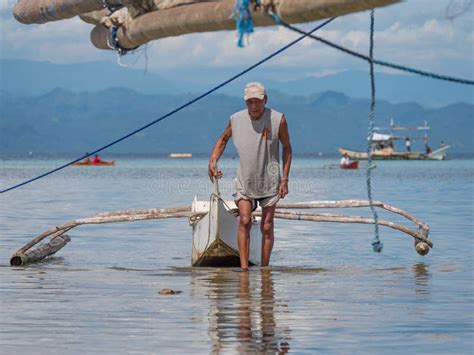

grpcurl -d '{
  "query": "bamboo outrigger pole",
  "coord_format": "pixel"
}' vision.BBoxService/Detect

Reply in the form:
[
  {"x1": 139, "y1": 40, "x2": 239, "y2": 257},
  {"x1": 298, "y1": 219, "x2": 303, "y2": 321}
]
[
  {"x1": 259, "y1": 200, "x2": 432, "y2": 253},
  {"x1": 10, "y1": 200, "x2": 431, "y2": 267},
  {"x1": 10, "y1": 206, "x2": 193, "y2": 266}
]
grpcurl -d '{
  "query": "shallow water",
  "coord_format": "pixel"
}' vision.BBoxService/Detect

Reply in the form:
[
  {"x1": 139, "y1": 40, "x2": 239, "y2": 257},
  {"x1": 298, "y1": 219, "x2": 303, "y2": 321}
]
[{"x1": 0, "y1": 157, "x2": 473, "y2": 354}]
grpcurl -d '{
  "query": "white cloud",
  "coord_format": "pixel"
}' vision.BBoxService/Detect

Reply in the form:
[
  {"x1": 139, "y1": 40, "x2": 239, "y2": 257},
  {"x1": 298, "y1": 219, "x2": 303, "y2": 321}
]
[
  {"x1": 1, "y1": 12, "x2": 107, "y2": 62},
  {"x1": 307, "y1": 69, "x2": 344, "y2": 78},
  {"x1": 0, "y1": 0, "x2": 16, "y2": 12}
]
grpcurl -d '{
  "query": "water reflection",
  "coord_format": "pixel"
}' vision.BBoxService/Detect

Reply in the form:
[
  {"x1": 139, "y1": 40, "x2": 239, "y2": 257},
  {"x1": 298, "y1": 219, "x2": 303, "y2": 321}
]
[
  {"x1": 195, "y1": 269, "x2": 291, "y2": 353},
  {"x1": 412, "y1": 262, "x2": 431, "y2": 296}
]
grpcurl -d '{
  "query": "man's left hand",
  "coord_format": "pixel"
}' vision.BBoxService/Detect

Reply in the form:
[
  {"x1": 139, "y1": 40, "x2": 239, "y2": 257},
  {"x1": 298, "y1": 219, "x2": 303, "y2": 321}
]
[{"x1": 279, "y1": 180, "x2": 289, "y2": 198}]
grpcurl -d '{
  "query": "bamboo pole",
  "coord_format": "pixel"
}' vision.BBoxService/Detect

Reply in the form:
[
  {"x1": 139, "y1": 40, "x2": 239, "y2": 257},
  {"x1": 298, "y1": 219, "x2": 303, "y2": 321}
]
[
  {"x1": 87, "y1": 0, "x2": 399, "y2": 49},
  {"x1": 10, "y1": 234, "x2": 71, "y2": 267},
  {"x1": 93, "y1": 205, "x2": 191, "y2": 217},
  {"x1": 255, "y1": 210, "x2": 433, "y2": 247},
  {"x1": 80, "y1": 9, "x2": 109, "y2": 25},
  {"x1": 13, "y1": 0, "x2": 142, "y2": 24},
  {"x1": 14, "y1": 0, "x2": 399, "y2": 26},
  {"x1": 275, "y1": 200, "x2": 430, "y2": 232}
]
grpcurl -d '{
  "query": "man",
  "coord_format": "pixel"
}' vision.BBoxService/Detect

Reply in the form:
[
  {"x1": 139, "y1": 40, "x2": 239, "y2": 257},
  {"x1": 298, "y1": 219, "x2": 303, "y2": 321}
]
[
  {"x1": 340, "y1": 153, "x2": 350, "y2": 167},
  {"x1": 405, "y1": 137, "x2": 411, "y2": 153},
  {"x1": 92, "y1": 154, "x2": 102, "y2": 164},
  {"x1": 208, "y1": 82, "x2": 292, "y2": 270}
]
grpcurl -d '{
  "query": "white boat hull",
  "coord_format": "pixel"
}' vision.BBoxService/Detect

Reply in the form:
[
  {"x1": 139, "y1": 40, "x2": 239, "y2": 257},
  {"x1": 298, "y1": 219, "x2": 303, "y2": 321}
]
[
  {"x1": 191, "y1": 196, "x2": 261, "y2": 267},
  {"x1": 338, "y1": 145, "x2": 450, "y2": 161}
]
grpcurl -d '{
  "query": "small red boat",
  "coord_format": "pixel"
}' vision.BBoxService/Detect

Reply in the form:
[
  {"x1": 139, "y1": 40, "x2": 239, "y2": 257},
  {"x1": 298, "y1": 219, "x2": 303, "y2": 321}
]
[
  {"x1": 340, "y1": 161, "x2": 359, "y2": 169},
  {"x1": 72, "y1": 160, "x2": 115, "y2": 166}
]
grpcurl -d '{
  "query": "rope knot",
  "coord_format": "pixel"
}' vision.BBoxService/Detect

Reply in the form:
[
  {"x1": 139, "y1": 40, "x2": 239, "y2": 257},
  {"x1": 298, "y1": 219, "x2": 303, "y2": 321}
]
[{"x1": 109, "y1": 26, "x2": 139, "y2": 56}]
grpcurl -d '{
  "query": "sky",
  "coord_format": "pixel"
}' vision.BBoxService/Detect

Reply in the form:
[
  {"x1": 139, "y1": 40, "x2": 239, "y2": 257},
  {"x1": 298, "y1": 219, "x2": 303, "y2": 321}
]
[{"x1": 0, "y1": 0, "x2": 473, "y2": 80}]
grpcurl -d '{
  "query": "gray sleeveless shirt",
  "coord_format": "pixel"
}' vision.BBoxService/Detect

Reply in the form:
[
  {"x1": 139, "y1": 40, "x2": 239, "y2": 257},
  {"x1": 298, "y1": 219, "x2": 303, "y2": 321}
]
[{"x1": 230, "y1": 108, "x2": 283, "y2": 198}]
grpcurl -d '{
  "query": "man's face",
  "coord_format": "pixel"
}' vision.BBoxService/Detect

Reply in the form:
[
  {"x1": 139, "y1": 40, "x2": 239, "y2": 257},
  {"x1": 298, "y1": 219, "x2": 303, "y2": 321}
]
[{"x1": 246, "y1": 97, "x2": 266, "y2": 120}]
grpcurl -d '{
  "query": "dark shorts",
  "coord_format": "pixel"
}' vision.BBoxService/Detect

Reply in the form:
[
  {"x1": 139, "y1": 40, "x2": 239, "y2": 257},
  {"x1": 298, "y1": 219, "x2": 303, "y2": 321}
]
[{"x1": 234, "y1": 192, "x2": 280, "y2": 212}]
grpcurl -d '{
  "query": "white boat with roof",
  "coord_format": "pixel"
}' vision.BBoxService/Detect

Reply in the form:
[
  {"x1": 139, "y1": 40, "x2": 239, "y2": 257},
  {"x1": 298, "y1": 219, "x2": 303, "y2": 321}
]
[{"x1": 339, "y1": 120, "x2": 450, "y2": 161}]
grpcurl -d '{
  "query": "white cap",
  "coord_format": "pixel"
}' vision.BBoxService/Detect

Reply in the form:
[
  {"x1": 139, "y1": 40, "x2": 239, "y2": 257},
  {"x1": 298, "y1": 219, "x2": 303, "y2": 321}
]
[{"x1": 244, "y1": 82, "x2": 266, "y2": 101}]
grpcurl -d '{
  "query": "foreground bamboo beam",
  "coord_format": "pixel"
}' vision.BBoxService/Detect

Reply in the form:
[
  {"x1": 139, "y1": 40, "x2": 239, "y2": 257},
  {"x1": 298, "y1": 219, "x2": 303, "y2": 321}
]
[
  {"x1": 88, "y1": 0, "x2": 399, "y2": 49},
  {"x1": 13, "y1": 0, "x2": 142, "y2": 24},
  {"x1": 79, "y1": 9, "x2": 109, "y2": 25},
  {"x1": 14, "y1": 0, "x2": 399, "y2": 26},
  {"x1": 94, "y1": 205, "x2": 191, "y2": 217}
]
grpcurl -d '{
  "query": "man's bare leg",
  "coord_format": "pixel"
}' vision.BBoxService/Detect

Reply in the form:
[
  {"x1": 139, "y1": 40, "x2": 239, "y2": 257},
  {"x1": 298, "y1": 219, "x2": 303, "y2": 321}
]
[
  {"x1": 237, "y1": 199, "x2": 253, "y2": 270},
  {"x1": 261, "y1": 205, "x2": 276, "y2": 267}
]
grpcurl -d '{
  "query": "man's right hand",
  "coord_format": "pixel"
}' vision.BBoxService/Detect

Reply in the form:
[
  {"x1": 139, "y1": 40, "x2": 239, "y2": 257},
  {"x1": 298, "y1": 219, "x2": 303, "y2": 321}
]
[
  {"x1": 208, "y1": 161, "x2": 223, "y2": 182},
  {"x1": 208, "y1": 122, "x2": 232, "y2": 182}
]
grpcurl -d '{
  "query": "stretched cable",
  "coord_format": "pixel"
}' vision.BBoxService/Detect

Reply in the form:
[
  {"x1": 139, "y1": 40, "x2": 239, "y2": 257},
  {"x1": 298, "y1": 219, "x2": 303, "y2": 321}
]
[{"x1": 269, "y1": 13, "x2": 474, "y2": 86}]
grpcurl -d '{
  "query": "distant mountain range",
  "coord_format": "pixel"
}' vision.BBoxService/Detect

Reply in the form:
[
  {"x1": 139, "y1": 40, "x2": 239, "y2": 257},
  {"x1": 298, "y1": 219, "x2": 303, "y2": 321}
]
[
  {"x1": 1, "y1": 87, "x2": 472, "y2": 154},
  {"x1": 1, "y1": 59, "x2": 473, "y2": 107},
  {"x1": 0, "y1": 59, "x2": 178, "y2": 96}
]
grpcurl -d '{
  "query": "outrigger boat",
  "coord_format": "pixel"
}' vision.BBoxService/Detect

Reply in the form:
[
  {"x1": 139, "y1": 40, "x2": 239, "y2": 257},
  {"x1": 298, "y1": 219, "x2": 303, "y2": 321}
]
[
  {"x1": 191, "y1": 196, "x2": 261, "y2": 267},
  {"x1": 339, "y1": 121, "x2": 450, "y2": 161},
  {"x1": 9, "y1": 170, "x2": 433, "y2": 267},
  {"x1": 190, "y1": 177, "x2": 263, "y2": 266},
  {"x1": 169, "y1": 153, "x2": 192, "y2": 158},
  {"x1": 340, "y1": 161, "x2": 359, "y2": 169},
  {"x1": 72, "y1": 160, "x2": 116, "y2": 166}
]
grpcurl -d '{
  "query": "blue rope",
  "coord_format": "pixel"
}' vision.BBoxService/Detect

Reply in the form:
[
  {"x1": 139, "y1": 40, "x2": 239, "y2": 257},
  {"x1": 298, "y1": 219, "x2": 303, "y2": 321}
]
[
  {"x1": 110, "y1": 26, "x2": 139, "y2": 55},
  {"x1": 102, "y1": 2, "x2": 138, "y2": 55},
  {"x1": 110, "y1": 26, "x2": 123, "y2": 54},
  {"x1": 268, "y1": 13, "x2": 474, "y2": 86},
  {"x1": 233, "y1": 0, "x2": 257, "y2": 47},
  {"x1": 0, "y1": 17, "x2": 336, "y2": 194},
  {"x1": 367, "y1": 10, "x2": 382, "y2": 253},
  {"x1": 270, "y1": 9, "x2": 384, "y2": 252}
]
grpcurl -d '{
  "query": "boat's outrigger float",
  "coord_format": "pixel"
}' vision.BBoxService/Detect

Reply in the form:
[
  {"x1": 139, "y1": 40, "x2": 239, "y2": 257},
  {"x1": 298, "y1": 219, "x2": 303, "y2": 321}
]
[{"x1": 10, "y1": 179, "x2": 433, "y2": 267}]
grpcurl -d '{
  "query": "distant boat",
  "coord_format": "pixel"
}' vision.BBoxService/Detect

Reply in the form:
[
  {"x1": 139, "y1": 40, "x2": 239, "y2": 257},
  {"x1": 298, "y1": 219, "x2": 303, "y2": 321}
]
[
  {"x1": 340, "y1": 161, "x2": 359, "y2": 169},
  {"x1": 339, "y1": 120, "x2": 450, "y2": 161},
  {"x1": 72, "y1": 160, "x2": 115, "y2": 166},
  {"x1": 169, "y1": 153, "x2": 192, "y2": 158}
]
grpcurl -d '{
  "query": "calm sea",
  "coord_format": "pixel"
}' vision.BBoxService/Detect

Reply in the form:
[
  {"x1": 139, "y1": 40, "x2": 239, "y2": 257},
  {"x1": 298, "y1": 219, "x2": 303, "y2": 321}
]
[{"x1": 0, "y1": 157, "x2": 473, "y2": 354}]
